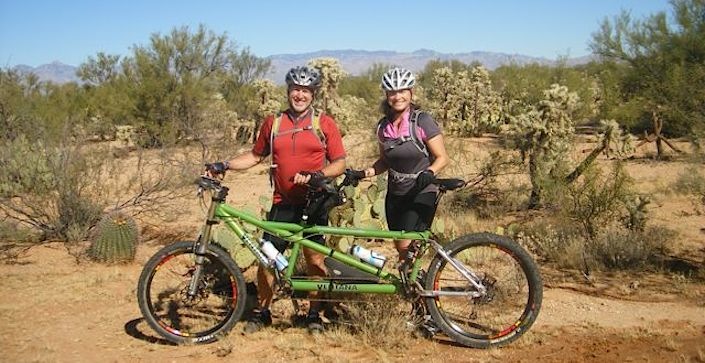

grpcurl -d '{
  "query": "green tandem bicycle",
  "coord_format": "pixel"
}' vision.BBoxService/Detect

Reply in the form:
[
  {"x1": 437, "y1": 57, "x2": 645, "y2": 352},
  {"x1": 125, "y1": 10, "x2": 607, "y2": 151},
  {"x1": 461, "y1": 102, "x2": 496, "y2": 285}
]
[{"x1": 136, "y1": 170, "x2": 543, "y2": 348}]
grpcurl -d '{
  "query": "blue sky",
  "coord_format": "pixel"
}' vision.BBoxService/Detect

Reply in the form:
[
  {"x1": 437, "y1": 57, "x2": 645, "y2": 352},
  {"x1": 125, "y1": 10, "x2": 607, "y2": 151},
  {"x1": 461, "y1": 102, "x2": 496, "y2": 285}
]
[{"x1": 1, "y1": 0, "x2": 673, "y2": 67}]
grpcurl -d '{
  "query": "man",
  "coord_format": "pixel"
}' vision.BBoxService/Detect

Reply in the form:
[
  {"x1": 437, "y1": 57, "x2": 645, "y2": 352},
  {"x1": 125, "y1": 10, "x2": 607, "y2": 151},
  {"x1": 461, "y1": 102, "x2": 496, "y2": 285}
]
[{"x1": 208, "y1": 66, "x2": 346, "y2": 334}]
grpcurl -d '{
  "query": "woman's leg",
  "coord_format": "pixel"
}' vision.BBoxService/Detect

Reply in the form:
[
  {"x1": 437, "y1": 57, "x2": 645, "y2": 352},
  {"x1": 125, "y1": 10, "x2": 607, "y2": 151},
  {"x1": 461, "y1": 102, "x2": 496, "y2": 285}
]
[{"x1": 387, "y1": 192, "x2": 438, "y2": 261}]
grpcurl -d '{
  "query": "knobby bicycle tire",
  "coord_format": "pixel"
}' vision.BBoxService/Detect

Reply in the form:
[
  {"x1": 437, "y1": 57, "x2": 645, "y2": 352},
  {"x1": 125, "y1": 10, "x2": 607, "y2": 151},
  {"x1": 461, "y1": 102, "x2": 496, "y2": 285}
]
[
  {"x1": 137, "y1": 241, "x2": 247, "y2": 344},
  {"x1": 424, "y1": 233, "x2": 542, "y2": 348}
]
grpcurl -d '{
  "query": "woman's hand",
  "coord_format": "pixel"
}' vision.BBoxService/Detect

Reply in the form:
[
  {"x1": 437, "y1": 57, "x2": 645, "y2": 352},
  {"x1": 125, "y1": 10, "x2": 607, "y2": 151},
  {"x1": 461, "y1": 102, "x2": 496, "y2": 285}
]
[{"x1": 414, "y1": 169, "x2": 435, "y2": 191}]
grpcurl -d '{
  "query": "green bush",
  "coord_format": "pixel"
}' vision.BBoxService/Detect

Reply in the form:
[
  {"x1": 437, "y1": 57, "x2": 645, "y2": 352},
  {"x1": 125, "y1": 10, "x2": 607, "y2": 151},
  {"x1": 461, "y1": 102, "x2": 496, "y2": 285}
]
[
  {"x1": 0, "y1": 136, "x2": 104, "y2": 241},
  {"x1": 542, "y1": 161, "x2": 637, "y2": 239},
  {"x1": 515, "y1": 220, "x2": 586, "y2": 270},
  {"x1": 516, "y1": 220, "x2": 673, "y2": 272}
]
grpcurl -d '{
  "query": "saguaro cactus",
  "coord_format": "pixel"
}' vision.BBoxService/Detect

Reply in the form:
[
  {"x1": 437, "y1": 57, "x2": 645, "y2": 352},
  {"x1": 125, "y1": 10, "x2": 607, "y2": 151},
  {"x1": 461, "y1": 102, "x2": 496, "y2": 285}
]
[{"x1": 89, "y1": 210, "x2": 139, "y2": 263}]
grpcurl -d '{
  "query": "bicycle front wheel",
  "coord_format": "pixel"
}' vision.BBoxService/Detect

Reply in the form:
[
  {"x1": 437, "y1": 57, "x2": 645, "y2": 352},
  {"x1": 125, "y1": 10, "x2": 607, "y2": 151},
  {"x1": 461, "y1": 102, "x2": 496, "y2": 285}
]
[
  {"x1": 424, "y1": 233, "x2": 542, "y2": 348},
  {"x1": 137, "y1": 241, "x2": 246, "y2": 344}
]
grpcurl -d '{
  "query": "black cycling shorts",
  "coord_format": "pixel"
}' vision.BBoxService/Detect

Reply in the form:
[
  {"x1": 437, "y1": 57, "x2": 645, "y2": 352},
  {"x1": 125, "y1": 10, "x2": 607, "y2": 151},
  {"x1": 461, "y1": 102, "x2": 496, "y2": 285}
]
[
  {"x1": 385, "y1": 192, "x2": 438, "y2": 232},
  {"x1": 264, "y1": 203, "x2": 327, "y2": 253}
]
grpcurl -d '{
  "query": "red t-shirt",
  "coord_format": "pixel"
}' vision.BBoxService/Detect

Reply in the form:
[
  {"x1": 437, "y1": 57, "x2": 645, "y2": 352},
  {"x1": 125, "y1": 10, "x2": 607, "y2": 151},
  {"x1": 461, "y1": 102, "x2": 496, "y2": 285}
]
[{"x1": 252, "y1": 110, "x2": 346, "y2": 205}]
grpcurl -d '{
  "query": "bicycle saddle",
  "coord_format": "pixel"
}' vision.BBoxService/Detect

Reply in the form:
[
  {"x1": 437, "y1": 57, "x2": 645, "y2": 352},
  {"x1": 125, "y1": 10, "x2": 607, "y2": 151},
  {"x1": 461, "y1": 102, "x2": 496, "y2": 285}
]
[{"x1": 436, "y1": 178, "x2": 466, "y2": 192}]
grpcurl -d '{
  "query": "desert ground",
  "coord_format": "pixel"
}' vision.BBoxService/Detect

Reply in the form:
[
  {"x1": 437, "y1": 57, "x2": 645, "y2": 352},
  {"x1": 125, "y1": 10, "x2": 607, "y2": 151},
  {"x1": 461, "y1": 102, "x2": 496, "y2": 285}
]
[{"x1": 1, "y1": 136, "x2": 704, "y2": 363}]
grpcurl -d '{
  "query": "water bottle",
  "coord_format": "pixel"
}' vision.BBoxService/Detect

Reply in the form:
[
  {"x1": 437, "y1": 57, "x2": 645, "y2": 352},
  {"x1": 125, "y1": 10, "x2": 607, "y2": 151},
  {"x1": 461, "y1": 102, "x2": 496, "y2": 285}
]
[
  {"x1": 350, "y1": 244, "x2": 387, "y2": 269},
  {"x1": 260, "y1": 239, "x2": 288, "y2": 272}
]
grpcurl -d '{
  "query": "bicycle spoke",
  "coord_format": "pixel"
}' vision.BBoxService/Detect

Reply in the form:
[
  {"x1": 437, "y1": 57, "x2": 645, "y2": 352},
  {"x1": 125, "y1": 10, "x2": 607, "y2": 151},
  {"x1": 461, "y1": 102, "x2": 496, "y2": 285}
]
[{"x1": 138, "y1": 243, "x2": 245, "y2": 343}]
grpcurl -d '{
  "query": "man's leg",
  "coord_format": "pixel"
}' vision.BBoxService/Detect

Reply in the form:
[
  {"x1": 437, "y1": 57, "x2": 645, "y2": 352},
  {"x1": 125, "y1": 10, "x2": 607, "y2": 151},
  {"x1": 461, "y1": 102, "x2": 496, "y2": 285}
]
[
  {"x1": 302, "y1": 246, "x2": 326, "y2": 333},
  {"x1": 301, "y1": 206, "x2": 330, "y2": 333},
  {"x1": 244, "y1": 205, "x2": 292, "y2": 333},
  {"x1": 256, "y1": 266, "x2": 274, "y2": 309},
  {"x1": 243, "y1": 264, "x2": 274, "y2": 333}
]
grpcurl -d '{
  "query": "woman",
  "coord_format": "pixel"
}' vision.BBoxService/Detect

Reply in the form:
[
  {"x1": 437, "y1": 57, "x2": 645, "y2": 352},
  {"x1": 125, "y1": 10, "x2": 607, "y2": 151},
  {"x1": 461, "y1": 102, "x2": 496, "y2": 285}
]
[{"x1": 360, "y1": 67, "x2": 449, "y2": 264}]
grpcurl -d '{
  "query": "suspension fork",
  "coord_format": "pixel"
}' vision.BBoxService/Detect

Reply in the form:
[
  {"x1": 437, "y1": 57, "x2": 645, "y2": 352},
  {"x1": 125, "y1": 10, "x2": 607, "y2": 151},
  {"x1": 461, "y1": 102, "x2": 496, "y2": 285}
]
[{"x1": 187, "y1": 193, "x2": 222, "y2": 297}]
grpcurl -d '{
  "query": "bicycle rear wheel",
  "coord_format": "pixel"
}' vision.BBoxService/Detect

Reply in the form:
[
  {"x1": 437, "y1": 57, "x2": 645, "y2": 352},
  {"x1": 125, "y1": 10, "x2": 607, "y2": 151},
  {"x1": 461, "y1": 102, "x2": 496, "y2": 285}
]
[
  {"x1": 424, "y1": 233, "x2": 542, "y2": 348},
  {"x1": 137, "y1": 241, "x2": 246, "y2": 344}
]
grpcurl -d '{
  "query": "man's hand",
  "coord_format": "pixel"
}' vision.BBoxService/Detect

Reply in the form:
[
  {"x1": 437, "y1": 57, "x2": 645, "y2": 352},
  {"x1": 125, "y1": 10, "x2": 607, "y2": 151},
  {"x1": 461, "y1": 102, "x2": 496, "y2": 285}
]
[
  {"x1": 205, "y1": 161, "x2": 228, "y2": 178},
  {"x1": 294, "y1": 170, "x2": 325, "y2": 186}
]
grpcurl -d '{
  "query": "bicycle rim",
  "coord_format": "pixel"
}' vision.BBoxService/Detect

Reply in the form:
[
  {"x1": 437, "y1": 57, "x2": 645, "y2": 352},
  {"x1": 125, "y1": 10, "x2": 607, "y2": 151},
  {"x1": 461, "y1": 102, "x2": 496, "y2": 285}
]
[
  {"x1": 139, "y1": 243, "x2": 243, "y2": 343},
  {"x1": 425, "y1": 234, "x2": 541, "y2": 348}
]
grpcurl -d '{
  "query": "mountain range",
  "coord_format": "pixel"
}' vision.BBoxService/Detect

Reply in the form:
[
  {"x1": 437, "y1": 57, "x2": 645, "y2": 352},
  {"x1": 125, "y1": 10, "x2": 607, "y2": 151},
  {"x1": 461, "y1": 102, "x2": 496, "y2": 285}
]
[{"x1": 12, "y1": 49, "x2": 593, "y2": 84}]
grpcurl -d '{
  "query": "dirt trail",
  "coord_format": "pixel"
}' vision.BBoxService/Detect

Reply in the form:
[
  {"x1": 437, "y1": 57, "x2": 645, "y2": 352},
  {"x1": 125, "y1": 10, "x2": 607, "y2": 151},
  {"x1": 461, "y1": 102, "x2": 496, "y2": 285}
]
[{"x1": 1, "y1": 243, "x2": 703, "y2": 363}]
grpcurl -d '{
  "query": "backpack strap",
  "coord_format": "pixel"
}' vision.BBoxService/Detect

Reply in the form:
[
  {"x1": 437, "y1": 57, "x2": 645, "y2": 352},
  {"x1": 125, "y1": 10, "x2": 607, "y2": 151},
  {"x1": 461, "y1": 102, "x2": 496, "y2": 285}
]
[
  {"x1": 268, "y1": 113, "x2": 283, "y2": 189},
  {"x1": 268, "y1": 109, "x2": 327, "y2": 187},
  {"x1": 376, "y1": 110, "x2": 429, "y2": 157},
  {"x1": 310, "y1": 112, "x2": 326, "y2": 149},
  {"x1": 270, "y1": 113, "x2": 283, "y2": 159},
  {"x1": 270, "y1": 109, "x2": 326, "y2": 154},
  {"x1": 408, "y1": 109, "x2": 429, "y2": 158}
]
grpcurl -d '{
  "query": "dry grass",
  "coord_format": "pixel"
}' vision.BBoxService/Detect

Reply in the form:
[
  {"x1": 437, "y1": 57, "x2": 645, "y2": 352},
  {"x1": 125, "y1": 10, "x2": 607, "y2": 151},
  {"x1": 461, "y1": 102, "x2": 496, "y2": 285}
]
[
  {"x1": 663, "y1": 335, "x2": 681, "y2": 352},
  {"x1": 326, "y1": 295, "x2": 416, "y2": 350},
  {"x1": 696, "y1": 348, "x2": 705, "y2": 363}
]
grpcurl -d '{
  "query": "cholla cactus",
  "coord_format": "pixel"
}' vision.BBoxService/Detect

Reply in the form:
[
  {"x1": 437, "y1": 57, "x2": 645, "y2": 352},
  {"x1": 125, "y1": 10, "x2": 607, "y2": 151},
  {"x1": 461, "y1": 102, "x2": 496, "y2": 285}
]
[
  {"x1": 428, "y1": 66, "x2": 502, "y2": 136},
  {"x1": 456, "y1": 66, "x2": 502, "y2": 136},
  {"x1": 306, "y1": 58, "x2": 373, "y2": 134},
  {"x1": 566, "y1": 119, "x2": 635, "y2": 183},
  {"x1": 599, "y1": 119, "x2": 635, "y2": 157},
  {"x1": 428, "y1": 67, "x2": 460, "y2": 127},
  {"x1": 88, "y1": 210, "x2": 139, "y2": 263},
  {"x1": 251, "y1": 79, "x2": 282, "y2": 118},
  {"x1": 506, "y1": 84, "x2": 580, "y2": 207},
  {"x1": 328, "y1": 94, "x2": 372, "y2": 135},
  {"x1": 308, "y1": 57, "x2": 347, "y2": 114},
  {"x1": 247, "y1": 78, "x2": 283, "y2": 143}
]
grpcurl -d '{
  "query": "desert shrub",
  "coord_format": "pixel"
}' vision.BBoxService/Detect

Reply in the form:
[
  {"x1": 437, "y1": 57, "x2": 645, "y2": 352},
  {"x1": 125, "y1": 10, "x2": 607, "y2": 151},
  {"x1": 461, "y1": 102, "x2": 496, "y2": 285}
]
[
  {"x1": 446, "y1": 150, "x2": 527, "y2": 218},
  {"x1": 0, "y1": 220, "x2": 40, "y2": 263},
  {"x1": 566, "y1": 162, "x2": 633, "y2": 238},
  {"x1": 541, "y1": 161, "x2": 639, "y2": 239},
  {"x1": 516, "y1": 220, "x2": 673, "y2": 272},
  {"x1": 0, "y1": 219, "x2": 39, "y2": 243},
  {"x1": 672, "y1": 165, "x2": 705, "y2": 215},
  {"x1": 515, "y1": 220, "x2": 586, "y2": 270},
  {"x1": 0, "y1": 134, "x2": 194, "y2": 246},
  {"x1": 588, "y1": 226, "x2": 672, "y2": 270},
  {"x1": 0, "y1": 136, "x2": 104, "y2": 241}
]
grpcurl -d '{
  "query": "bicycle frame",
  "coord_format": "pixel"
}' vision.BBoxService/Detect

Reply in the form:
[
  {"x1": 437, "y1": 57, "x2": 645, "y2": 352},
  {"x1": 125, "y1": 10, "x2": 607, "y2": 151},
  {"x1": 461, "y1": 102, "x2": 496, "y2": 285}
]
[
  {"x1": 213, "y1": 201, "x2": 432, "y2": 295},
  {"x1": 140, "y1": 175, "x2": 541, "y2": 348}
]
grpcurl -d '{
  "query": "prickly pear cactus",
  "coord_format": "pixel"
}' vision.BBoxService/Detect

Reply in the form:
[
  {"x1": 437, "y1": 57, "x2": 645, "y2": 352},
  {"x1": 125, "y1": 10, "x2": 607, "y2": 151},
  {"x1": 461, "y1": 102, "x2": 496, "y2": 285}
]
[
  {"x1": 88, "y1": 210, "x2": 139, "y2": 263},
  {"x1": 213, "y1": 227, "x2": 257, "y2": 269},
  {"x1": 329, "y1": 174, "x2": 388, "y2": 252}
]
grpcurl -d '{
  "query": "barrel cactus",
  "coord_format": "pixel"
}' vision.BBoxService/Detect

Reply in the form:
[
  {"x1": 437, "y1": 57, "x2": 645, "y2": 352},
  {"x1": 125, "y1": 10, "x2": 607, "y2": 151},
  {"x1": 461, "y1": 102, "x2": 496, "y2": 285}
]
[{"x1": 88, "y1": 210, "x2": 139, "y2": 263}]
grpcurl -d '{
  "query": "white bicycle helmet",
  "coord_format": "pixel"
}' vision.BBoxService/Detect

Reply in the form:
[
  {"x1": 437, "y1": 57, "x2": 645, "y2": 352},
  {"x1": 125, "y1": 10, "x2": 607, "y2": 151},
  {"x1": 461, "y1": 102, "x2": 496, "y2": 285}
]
[
  {"x1": 285, "y1": 66, "x2": 321, "y2": 89},
  {"x1": 381, "y1": 67, "x2": 416, "y2": 91}
]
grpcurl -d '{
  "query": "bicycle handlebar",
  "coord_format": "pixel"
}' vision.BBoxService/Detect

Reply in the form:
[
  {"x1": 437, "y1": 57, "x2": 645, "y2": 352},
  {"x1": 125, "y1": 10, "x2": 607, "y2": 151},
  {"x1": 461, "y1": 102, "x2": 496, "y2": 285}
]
[{"x1": 197, "y1": 175, "x2": 222, "y2": 191}]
